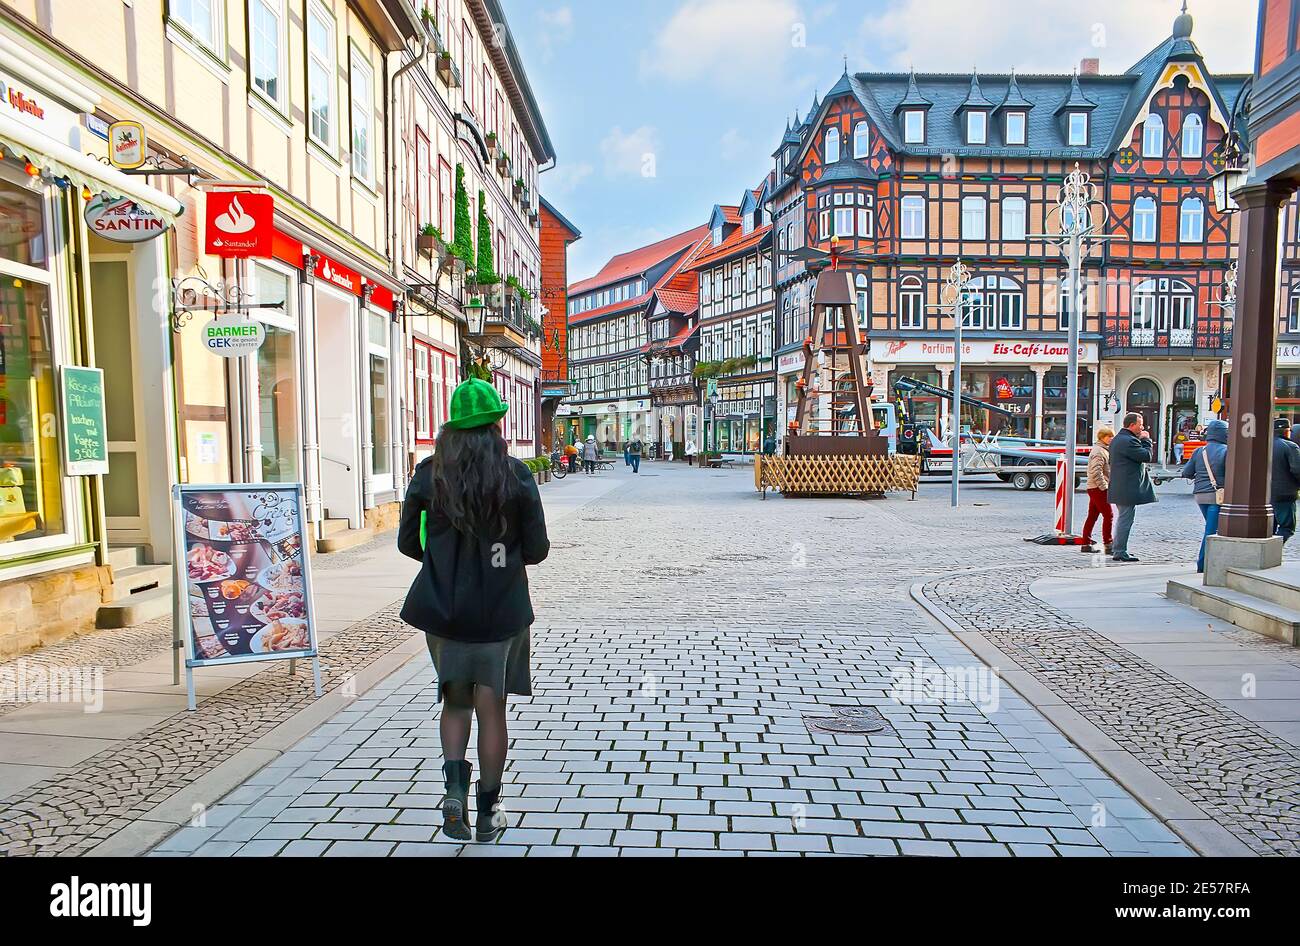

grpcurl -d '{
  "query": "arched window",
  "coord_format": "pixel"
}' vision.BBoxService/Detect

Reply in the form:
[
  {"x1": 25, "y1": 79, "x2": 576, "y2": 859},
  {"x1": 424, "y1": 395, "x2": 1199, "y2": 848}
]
[
  {"x1": 1182, "y1": 114, "x2": 1203, "y2": 158},
  {"x1": 1133, "y1": 196, "x2": 1157, "y2": 242},
  {"x1": 966, "y1": 275, "x2": 1024, "y2": 330},
  {"x1": 854, "y1": 273, "x2": 869, "y2": 326},
  {"x1": 853, "y1": 121, "x2": 870, "y2": 159},
  {"x1": 899, "y1": 275, "x2": 924, "y2": 329},
  {"x1": 1142, "y1": 114, "x2": 1164, "y2": 158},
  {"x1": 825, "y1": 127, "x2": 840, "y2": 164},
  {"x1": 1179, "y1": 196, "x2": 1205, "y2": 242},
  {"x1": 1132, "y1": 277, "x2": 1196, "y2": 345},
  {"x1": 1173, "y1": 377, "x2": 1197, "y2": 404}
]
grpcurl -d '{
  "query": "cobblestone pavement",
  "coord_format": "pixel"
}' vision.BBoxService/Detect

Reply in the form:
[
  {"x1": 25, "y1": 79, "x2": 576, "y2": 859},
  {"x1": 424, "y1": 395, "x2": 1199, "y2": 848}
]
[
  {"x1": 150, "y1": 465, "x2": 1258, "y2": 858},
  {"x1": 922, "y1": 566, "x2": 1300, "y2": 856}
]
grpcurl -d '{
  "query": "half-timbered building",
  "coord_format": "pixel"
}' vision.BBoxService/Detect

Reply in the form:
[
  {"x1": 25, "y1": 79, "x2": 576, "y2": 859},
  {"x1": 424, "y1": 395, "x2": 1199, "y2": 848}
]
[
  {"x1": 771, "y1": 10, "x2": 1261, "y2": 463},
  {"x1": 563, "y1": 225, "x2": 707, "y2": 449}
]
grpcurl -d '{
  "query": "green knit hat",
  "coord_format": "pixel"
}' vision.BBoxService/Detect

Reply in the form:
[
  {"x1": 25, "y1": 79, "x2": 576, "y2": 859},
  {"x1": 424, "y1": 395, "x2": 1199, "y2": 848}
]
[{"x1": 443, "y1": 378, "x2": 509, "y2": 431}]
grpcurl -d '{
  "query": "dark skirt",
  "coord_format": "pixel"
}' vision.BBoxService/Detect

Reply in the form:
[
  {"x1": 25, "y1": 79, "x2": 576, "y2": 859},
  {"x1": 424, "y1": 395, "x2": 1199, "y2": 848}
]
[{"x1": 424, "y1": 629, "x2": 532, "y2": 698}]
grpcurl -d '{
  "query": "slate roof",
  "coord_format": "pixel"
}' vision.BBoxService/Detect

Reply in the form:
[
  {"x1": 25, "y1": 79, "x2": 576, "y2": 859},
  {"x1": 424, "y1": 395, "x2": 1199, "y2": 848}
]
[{"x1": 793, "y1": 15, "x2": 1248, "y2": 163}]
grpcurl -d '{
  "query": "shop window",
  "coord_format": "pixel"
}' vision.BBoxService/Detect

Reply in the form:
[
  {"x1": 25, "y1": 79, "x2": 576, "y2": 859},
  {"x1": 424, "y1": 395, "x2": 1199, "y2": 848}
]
[
  {"x1": 1043, "y1": 368, "x2": 1095, "y2": 443},
  {"x1": 253, "y1": 265, "x2": 299, "y2": 483}
]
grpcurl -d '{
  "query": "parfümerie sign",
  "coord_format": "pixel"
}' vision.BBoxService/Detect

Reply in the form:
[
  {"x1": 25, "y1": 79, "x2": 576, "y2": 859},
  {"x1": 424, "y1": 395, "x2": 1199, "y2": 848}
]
[{"x1": 204, "y1": 316, "x2": 265, "y2": 357}]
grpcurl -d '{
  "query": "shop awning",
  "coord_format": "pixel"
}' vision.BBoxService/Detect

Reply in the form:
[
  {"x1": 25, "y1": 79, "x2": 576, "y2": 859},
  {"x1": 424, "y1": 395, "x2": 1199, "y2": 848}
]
[{"x1": 0, "y1": 112, "x2": 184, "y2": 220}]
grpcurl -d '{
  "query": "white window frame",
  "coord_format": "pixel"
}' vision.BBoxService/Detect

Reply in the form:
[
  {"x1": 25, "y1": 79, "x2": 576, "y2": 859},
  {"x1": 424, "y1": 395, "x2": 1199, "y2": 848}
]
[
  {"x1": 853, "y1": 121, "x2": 870, "y2": 159},
  {"x1": 1133, "y1": 196, "x2": 1157, "y2": 242},
  {"x1": 967, "y1": 111, "x2": 987, "y2": 145},
  {"x1": 825, "y1": 127, "x2": 840, "y2": 164},
  {"x1": 904, "y1": 110, "x2": 925, "y2": 144},
  {"x1": 349, "y1": 45, "x2": 375, "y2": 184},
  {"x1": 899, "y1": 276, "x2": 923, "y2": 329},
  {"x1": 1179, "y1": 197, "x2": 1205, "y2": 243},
  {"x1": 248, "y1": 0, "x2": 287, "y2": 111},
  {"x1": 1005, "y1": 111, "x2": 1026, "y2": 146},
  {"x1": 833, "y1": 207, "x2": 855, "y2": 238},
  {"x1": 169, "y1": 0, "x2": 226, "y2": 55},
  {"x1": 1068, "y1": 112, "x2": 1088, "y2": 146},
  {"x1": 1001, "y1": 196, "x2": 1026, "y2": 240},
  {"x1": 961, "y1": 196, "x2": 987, "y2": 240},
  {"x1": 901, "y1": 195, "x2": 925, "y2": 239},
  {"x1": 1289, "y1": 290, "x2": 1300, "y2": 333},
  {"x1": 306, "y1": 1, "x2": 337, "y2": 152},
  {"x1": 1182, "y1": 114, "x2": 1204, "y2": 158},
  {"x1": 1142, "y1": 114, "x2": 1163, "y2": 158}
]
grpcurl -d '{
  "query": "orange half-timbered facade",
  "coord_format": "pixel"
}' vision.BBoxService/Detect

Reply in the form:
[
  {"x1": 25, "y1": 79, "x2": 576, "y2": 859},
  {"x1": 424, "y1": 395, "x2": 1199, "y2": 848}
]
[{"x1": 769, "y1": 10, "x2": 1274, "y2": 464}]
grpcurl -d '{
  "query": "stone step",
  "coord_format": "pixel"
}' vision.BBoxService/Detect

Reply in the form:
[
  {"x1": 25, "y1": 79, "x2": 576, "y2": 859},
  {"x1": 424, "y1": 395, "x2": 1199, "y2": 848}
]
[
  {"x1": 106, "y1": 563, "x2": 173, "y2": 602},
  {"x1": 1167, "y1": 577, "x2": 1300, "y2": 646},
  {"x1": 106, "y1": 546, "x2": 142, "y2": 572},
  {"x1": 1225, "y1": 562, "x2": 1300, "y2": 612},
  {"x1": 316, "y1": 525, "x2": 375, "y2": 555},
  {"x1": 96, "y1": 586, "x2": 173, "y2": 630},
  {"x1": 320, "y1": 518, "x2": 351, "y2": 538}
]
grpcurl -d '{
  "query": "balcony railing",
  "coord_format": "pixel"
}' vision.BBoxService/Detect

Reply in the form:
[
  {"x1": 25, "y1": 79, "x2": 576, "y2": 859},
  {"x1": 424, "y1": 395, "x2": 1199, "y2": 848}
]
[{"x1": 1101, "y1": 325, "x2": 1233, "y2": 356}]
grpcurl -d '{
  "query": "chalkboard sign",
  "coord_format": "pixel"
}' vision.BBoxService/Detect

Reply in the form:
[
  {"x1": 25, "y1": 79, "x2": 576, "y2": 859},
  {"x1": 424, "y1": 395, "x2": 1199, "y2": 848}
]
[{"x1": 60, "y1": 366, "x2": 109, "y2": 476}]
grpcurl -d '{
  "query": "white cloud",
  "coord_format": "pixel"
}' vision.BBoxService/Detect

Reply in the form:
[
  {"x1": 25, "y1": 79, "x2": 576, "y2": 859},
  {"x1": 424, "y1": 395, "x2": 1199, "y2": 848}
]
[
  {"x1": 599, "y1": 125, "x2": 661, "y2": 179},
  {"x1": 642, "y1": 0, "x2": 806, "y2": 92},
  {"x1": 718, "y1": 128, "x2": 751, "y2": 162},
  {"x1": 542, "y1": 161, "x2": 593, "y2": 200},
  {"x1": 535, "y1": 6, "x2": 574, "y2": 63},
  {"x1": 860, "y1": 0, "x2": 1254, "y2": 74}
]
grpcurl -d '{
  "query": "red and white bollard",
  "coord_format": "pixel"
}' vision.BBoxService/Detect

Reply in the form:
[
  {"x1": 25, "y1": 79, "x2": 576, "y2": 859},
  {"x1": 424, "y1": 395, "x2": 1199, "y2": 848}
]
[{"x1": 1054, "y1": 456, "x2": 1068, "y2": 535}]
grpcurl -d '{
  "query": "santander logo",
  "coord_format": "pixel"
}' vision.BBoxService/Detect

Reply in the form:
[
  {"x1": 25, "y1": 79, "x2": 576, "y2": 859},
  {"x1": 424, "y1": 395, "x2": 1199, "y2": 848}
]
[{"x1": 214, "y1": 195, "x2": 256, "y2": 235}]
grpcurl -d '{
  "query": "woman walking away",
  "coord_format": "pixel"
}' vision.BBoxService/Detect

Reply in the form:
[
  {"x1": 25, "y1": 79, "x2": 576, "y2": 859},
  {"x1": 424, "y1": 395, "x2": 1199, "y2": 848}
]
[
  {"x1": 398, "y1": 378, "x2": 550, "y2": 842},
  {"x1": 582, "y1": 434, "x2": 599, "y2": 474},
  {"x1": 1081, "y1": 426, "x2": 1114, "y2": 555},
  {"x1": 1181, "y1": 418, "x2": 1228, "y2": 574}
]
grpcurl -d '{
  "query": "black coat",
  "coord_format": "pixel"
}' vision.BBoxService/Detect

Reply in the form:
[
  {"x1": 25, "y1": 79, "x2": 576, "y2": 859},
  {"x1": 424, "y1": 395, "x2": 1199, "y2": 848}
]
[
  {"x1": 1107, "y1": 428, "x2": 1157, "y2": 507},
  {"x1": 398, "y1": 457, "x2": 549, "y2": 643},
  {"x1": 1272, "y1": 435, "x2": 1300, "y2": 502}
]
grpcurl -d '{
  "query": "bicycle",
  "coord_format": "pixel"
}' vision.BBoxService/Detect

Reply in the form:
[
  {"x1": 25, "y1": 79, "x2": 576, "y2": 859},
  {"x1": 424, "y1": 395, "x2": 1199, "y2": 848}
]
[{"x1": 549, "y1": 450, "x2": 570, "y2": 479}]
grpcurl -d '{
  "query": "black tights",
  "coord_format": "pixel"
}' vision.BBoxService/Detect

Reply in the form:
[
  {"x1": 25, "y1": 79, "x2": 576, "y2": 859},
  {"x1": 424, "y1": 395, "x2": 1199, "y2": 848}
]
[{"x1": 440, "y1": 683, "x2": 508, "y2": 791}]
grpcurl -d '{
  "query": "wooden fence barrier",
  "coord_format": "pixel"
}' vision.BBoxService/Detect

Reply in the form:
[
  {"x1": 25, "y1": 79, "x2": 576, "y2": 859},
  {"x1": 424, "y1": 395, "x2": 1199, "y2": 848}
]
[{"x1": 755, "y1": 453, "x2": 921, "y2": 499}]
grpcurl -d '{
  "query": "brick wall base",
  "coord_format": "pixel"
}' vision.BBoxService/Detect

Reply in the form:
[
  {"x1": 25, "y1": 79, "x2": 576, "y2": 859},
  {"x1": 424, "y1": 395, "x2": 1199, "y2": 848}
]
[
  {"x1": 0, "y1": 563, "x2": 113, "y2": 660},
  {"x1": 364, "y1": 501, "x2": 401, "y2": 534}
]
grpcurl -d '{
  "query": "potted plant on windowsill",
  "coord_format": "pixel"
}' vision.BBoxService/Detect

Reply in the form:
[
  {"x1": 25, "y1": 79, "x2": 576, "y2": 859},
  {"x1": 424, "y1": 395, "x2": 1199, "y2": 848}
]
[
  {"x1": 436, "y1": 51, "x2": 459, "y2": 87},
  {"x1": 418, "y1": 224, "x2": 445, "y2": 259},
  {"x1": 496, "y1": 149, "x2": 510, "y2": 175},
  {"x1": 485, "y1": 131, "x2": 498, "y2": 158},
  {"x1": 513, "y1": 177, "x2": 525, "y2": 199}
]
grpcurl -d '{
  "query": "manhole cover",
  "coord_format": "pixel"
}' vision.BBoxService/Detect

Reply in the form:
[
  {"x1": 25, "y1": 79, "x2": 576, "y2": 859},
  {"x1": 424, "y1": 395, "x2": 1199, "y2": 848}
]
[
  {"x1": 803, "y1": 705, "x2": 893, "y2": 735},
  {"x1": 710, "y1": 553, "x2": 768, "y2": 563},
  {"x1": 644, "y1": 566, "x2": 704, "y2": 579}
]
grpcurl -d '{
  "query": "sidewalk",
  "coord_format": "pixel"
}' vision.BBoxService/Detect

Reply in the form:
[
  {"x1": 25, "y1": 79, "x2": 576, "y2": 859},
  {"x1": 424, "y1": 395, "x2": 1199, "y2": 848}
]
[
  {"x1": 0, "y1": 468, "x2": 629, "y2": 856},
  {"x1": 918, "y1": 562, "x2": 1300, "y2": 856}
]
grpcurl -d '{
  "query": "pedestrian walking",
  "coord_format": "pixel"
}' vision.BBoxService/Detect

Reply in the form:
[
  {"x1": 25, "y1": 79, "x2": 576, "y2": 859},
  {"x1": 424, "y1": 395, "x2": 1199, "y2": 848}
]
[
  {"x1": 629, "y1": 436, "x2": 643, "y2": 474},
  {"x1": 1180, "y1": 418, "x2": 1228, "y2": 573},
  {"x1": 685, "y1": 438, "x2": 698, "y2": 467},
  {"x1": 1081, "y1": 426, "x2": 1114, "y2": 555},
  {"x1": 623, "y1": 441, "x2": 631, "y2": 468},
  {"x1": 1108, "y1": 412, "x2": 1157, "y2": 563},
  {"x1": 1272, "y1": 418, "x2": 1300, "y2": 543},
  {"x1": 397, "y1": 378, "x2": 549, "y2": 843},
  {"x1": 582, "y1": 434, "x2": 599, "y2": 474}
]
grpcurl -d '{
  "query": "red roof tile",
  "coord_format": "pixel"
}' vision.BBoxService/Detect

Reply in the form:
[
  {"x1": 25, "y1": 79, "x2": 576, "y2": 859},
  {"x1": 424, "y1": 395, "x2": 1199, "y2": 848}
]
[
  {"x1": 684, "y1": 223, "x2": 772, "y2": 271},
  {"x1": 568, "y1": 224, "x2": 709, "y2": 296},
  {"x1": 641, "y1": 323, "x2": 698, "y2": 354},
  {"x1": 654, "y1": 287, "x2": 699, "y2": 315}
]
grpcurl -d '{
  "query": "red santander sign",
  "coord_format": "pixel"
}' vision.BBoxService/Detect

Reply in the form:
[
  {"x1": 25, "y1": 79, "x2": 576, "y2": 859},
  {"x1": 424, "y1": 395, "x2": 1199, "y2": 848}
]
[{"x1": 205, "y1": 191, "x2": 273, "y2": 258}]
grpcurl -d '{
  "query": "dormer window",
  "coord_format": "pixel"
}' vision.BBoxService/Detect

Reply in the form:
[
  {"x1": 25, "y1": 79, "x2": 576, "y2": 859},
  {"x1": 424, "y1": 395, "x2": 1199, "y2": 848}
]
[
  {"x1": 853, "y1": 121, "x2": 870, "y2": 158},
  {"x1": 904, "y1": 110, "x2": 925, "y2": 144},
  {"x1": 742, "y1": 212, "x2": 754, "y2": 235},
  {"x1": 825, "y1": 127, "x2": 841, "y2": 163},
  {"x1": 1068, "y1": 112, "x2": 1088, "y2": 146},
  {"x1": 966, "y1": 111, "x2": 987, "y2": 145},
  {"x1": 1005, "y1": 111, "x2": 1026, "y2": 146},
  {"x1": 712, "y1": 225, "x2": 723, "y2": 246}
]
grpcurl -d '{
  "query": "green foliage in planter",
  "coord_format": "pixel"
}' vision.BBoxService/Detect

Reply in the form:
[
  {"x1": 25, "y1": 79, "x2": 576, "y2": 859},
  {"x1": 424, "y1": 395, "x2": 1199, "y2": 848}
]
[
  {"x1": 475, "y1": 191, "x2": 497, "y2": 283},
  {"x1": 451, "y1": 164, "x2": 473, "y2": 267},
  {"x1": 466, "y1": 359, "x2": 492, "y2": 383},
  {"x1": 693, "y1": 360, "x2": 723, "y2": 380}
]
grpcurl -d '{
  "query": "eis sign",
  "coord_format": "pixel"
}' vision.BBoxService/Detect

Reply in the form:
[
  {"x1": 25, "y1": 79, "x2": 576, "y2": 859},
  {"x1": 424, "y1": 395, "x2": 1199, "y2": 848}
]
[{"x1": 205, "y1": 192, "x2": 273, "y2": 258}]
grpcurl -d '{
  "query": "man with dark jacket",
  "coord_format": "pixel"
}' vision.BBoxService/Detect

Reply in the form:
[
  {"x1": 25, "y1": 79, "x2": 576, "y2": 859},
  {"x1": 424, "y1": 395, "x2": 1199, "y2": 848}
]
[
  {"x1": 1272, "y1": 419, "x2": 1300, "y2": 543},
  {"x1": 1107, "y1": 412, "x2": 1157, "y2": 563}
]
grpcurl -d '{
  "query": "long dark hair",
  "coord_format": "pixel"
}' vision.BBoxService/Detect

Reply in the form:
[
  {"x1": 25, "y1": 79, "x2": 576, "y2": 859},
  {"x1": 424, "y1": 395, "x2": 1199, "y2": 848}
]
[{"x1": 429, "y1": 424, "x2": 515, "y2": 538}]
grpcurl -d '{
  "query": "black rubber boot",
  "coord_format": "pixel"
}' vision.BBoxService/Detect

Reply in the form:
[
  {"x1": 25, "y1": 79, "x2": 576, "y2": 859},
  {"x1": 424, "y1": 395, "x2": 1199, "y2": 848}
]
[
  {"x1": 476, "y1": 785, "x2": 505, "y2": 843},
  {"x1": 441, "y1": 761, "x2": 472, "y2": 841}
]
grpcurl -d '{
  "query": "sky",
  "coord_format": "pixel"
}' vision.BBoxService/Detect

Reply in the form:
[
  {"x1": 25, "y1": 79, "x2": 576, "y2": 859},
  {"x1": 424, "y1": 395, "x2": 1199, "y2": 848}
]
[{"x1": 500, "y1": 0, "x2": 1257, "y2": 283}]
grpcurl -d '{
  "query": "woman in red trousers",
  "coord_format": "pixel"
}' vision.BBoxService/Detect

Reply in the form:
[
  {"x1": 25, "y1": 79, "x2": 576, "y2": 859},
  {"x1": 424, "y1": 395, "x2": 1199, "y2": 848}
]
[{"x1": 1082, "y1": 426, "x2": 1114, "y2": 554}]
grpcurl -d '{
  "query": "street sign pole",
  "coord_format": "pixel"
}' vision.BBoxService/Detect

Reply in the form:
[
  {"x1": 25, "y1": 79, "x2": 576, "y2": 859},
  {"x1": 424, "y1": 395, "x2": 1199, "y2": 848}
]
[
  {"x1": 1063, "y1": 229, "x2": 1082, "y2": 535},
  {"x1": 952, "y1": 293, "x2": 963, "y2": 508}
]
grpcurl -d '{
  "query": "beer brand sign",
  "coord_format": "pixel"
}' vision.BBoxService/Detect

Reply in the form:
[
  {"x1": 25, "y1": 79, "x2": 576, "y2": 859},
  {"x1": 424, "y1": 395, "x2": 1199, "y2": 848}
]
[{"x1": 107, "y1": 121, "x2": 146, "y2": 169}]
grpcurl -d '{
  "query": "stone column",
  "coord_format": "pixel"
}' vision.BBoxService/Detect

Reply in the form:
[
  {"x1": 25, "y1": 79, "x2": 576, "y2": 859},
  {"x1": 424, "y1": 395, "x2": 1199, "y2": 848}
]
[
  {"x1": 1031, "y1": 365, "x2": 1049, "y2": 440},
  {"x1": 1207, "y1": 181, "x2": 1294, "y2": 582}
]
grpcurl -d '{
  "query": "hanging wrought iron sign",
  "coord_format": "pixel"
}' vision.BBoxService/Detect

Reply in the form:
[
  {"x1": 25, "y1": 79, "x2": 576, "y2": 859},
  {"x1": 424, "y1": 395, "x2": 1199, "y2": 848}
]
[
  {"x1": 171, "y1": 272, "x2": 284, "y2": 333},
  {"x1": 203, "y1": 315, "x2": 266, "y2": 357}
]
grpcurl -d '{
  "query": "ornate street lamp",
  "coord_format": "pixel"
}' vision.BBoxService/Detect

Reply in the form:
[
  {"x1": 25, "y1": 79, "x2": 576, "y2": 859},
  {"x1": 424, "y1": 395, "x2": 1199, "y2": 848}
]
[
  {"x1": 928, "y1": 259, "x2": 979, "y2": 508},
  {"x1": 1210, "y1": 80, "x2": 1252, "y2": 215},
  {"x1": 1029, "y1": 162, "x2": 1111, "y2": 539}
]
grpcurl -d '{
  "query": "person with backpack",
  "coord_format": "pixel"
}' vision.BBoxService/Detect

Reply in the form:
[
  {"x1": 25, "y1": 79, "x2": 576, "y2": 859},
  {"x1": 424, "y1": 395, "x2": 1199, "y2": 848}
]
[
  {"x1": 1272, "y1": 418, "x2": 1300, "y2": 543},
  {"x1": 628, "y1": 436, "x2": 643, "y2": 474},
  {"x1": 398, "y1": 379, "x2": 550, "y2": 843},
  {"x1": 1180, "y1": 418, "x2": 1229, "y2": 574}
]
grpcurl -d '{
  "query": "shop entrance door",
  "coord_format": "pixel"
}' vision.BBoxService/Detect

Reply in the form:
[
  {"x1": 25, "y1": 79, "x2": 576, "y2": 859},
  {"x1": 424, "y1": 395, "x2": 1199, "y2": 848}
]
[
  {"x1": 315, "y1": 285, "x2": 362, "y2": 529},
  {"x1": 1169, "y1": 376, "x2": 1198, "y2": 464},
  {"x1": 1126, "y1": 378, "x2": 1162, "y2": 460},
  {"x1": 90, "y1": 256, "x2": 148, "y2": 545}
]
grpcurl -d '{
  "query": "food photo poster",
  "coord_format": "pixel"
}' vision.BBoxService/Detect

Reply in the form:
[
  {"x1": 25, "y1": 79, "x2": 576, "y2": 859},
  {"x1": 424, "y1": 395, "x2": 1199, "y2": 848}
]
[{"x1": 175, "y1": 485, "x2": 318, "y2": 667}]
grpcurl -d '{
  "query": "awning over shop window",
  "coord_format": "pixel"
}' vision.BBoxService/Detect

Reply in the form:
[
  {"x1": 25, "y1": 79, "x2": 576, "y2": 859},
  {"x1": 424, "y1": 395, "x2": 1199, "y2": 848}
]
[{"x1": 0, "y1": 112, "x2": 184, "y2": 220}]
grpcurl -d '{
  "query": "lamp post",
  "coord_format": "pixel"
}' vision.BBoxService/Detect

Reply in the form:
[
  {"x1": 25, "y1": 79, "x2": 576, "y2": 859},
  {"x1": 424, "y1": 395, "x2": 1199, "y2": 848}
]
[
  {"x1": 1029, "y1": 162, "x2": 1110, "y2": 537},
  {"x1": 930, "y1": 260, "x2": 977, "y2": 508}
]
